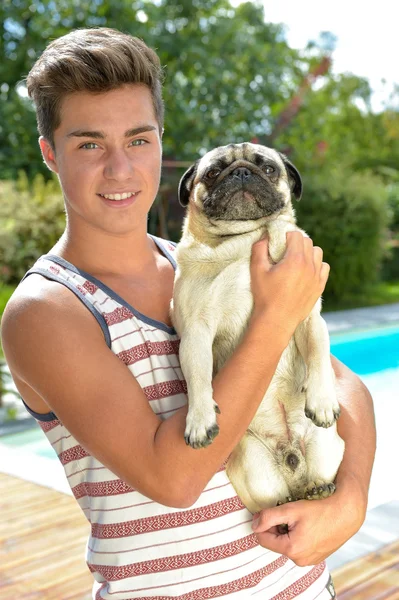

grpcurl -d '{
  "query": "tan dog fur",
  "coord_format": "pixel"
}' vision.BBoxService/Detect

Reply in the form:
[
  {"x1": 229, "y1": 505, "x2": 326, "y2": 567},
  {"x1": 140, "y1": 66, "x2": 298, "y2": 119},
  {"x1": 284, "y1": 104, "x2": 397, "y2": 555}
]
[{"x1": 171, "y1": 143, "x2": 345, "y2": 513}]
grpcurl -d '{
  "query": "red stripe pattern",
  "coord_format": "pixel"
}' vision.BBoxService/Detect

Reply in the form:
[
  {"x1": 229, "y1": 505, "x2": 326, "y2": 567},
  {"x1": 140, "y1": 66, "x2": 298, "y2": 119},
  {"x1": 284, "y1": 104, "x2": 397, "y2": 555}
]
[
  {"x1": 104, "y1": 306, "x2": 135, "y2": 326},
  {"x1": 117, "y1": 340, "x2": 180, "y2": 366},
  {"x1": 91, "y1": 496, "x2": 245, "y2": 539},
  {"x1": 271, "y1": 562, "x2": 326, "y2": 599},
  {"x1": 96, "y1": 556, "x2": 290, "y2": 600},
  {"x1": 144, "y1": 379, "x2": 187, "y2": 401},
  {"x1": 39, "y1": 419, "x2": 60, "y2": 433},
  {"x1": 82, "y1": 280, "x2": 98, "y2": 295},
  {"x1": 89, "y1": 534, "x2": 259, "y2": 580},
  {"x1": 72, "y1": 479, "x2": 135, "y2": 500},
  {"x1": 59, "y1": 444, "x2": 90, "y2": 465}
]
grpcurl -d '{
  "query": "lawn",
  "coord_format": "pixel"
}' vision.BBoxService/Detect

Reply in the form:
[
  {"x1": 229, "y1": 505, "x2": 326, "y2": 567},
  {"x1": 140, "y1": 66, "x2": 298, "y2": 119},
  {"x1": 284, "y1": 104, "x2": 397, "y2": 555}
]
[{"x1": 322, "y1": 281, "x2": 399, "y2": 312}]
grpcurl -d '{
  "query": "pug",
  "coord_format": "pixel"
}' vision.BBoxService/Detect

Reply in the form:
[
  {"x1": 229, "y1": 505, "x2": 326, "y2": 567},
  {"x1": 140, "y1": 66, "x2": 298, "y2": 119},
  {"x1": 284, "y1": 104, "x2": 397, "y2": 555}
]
[{"x1": 171, "y1": 143, "x2": 345, "y2": 513}]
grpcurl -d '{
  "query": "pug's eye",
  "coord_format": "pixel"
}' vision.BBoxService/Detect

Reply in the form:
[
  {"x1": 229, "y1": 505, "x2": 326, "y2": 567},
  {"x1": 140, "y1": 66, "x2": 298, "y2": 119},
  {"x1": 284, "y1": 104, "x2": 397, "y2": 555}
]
[
  {"x1": 206, "y1": 169, "x2": 221, "y2": 179},
  {"x1": 265, "y1": 166, "x2": 276, "y2": 175}
]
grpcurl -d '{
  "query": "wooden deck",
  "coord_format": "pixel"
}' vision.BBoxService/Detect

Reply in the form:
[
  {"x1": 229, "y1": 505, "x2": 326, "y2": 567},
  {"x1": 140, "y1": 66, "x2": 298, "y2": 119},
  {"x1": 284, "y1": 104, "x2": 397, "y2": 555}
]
[
  {"x1": 0, "y1": 473, "x2": 92, "y2": 599},
  {"x1": 1, "y1": 472, "x2": 399, "y2": 599}
]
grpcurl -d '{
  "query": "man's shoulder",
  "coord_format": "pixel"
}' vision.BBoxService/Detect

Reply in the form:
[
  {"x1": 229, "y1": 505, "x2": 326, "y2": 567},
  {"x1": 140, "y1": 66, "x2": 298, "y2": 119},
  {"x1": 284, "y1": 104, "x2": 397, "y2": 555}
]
[
  {"x1": 1, "y1": 273, "x2": 94, "y2": 350},
  {"x1": 4, "y1": 273, "x2": 74, "y2": 316}
]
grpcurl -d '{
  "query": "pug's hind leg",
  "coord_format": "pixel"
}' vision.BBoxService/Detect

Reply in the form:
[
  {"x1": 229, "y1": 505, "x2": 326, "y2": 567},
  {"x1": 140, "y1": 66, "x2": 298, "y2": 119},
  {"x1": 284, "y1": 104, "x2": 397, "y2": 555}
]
[
  {"x1": 179, "y1": 328, "x2": 220, "y2": 449},
  {"x1": 304, "y1": 421, "x2": 345, "y2": 499},
  {"x1": 295, "y1": 306, "x2": 341, "y2": 428}
]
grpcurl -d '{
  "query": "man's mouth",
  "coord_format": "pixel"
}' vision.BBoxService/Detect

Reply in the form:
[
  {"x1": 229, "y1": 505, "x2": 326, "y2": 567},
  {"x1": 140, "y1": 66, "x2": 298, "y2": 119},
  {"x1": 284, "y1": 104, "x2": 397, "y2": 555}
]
[{"x1": 98, "y1": 191, "x2": 137, "y2": 201}]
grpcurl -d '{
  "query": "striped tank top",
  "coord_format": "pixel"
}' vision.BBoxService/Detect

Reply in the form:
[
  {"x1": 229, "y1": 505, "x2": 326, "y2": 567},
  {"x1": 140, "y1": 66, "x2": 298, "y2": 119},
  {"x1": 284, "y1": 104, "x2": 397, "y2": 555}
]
[{"x1": 21, "y1": 235, "x2": 335, "y2": 599}]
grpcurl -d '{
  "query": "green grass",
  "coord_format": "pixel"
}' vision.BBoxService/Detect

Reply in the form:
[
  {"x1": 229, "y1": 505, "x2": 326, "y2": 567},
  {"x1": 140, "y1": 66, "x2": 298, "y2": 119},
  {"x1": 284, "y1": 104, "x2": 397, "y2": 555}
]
[{"x1": 323, "y1": 281, "x2": 399, "y2": 312}]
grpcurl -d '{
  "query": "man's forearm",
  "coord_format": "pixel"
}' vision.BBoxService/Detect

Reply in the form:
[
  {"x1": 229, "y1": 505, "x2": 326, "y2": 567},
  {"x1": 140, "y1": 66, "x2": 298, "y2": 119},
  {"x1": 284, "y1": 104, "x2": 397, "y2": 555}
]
[
  {"x1": 152, "y1": 315, "x2": 291, "y2": 505},
  {"x1": 332, "y1": 354, "x2": 376, "y2": 518}
]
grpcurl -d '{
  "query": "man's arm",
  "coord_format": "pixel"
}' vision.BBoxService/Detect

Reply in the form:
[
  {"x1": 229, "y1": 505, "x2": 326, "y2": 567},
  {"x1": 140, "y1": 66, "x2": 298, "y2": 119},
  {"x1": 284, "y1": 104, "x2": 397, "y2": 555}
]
[{"x1": 252, "y1": 355, "x2": 376, "y2": 566}]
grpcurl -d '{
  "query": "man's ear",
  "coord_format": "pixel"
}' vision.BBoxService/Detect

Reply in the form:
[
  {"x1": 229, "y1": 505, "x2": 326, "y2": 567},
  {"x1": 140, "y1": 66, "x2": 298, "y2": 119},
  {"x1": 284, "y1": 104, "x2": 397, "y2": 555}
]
[
  {"x1": 178, "y1": 162, "x2": 198, "y2": 207},
  {"x1": 39, "y1": 137, "x2": 59, "y2": 174},
  {"x1": 278, "y1": 152, "x2": 302, "y2": 201}
]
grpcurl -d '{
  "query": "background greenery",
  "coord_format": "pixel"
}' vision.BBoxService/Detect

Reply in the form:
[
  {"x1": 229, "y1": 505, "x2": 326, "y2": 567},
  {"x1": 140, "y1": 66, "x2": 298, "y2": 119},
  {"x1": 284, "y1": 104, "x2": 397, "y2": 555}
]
[{"x1": 1, "y1": 0, "x2": 399, "y2": 311}]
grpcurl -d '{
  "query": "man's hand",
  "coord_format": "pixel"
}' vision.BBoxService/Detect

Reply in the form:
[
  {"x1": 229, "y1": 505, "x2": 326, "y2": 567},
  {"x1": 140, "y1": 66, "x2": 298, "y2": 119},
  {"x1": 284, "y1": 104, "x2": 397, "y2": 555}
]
[
  {"x1": 251, "y1": 476, "x2": 365, "y2": 566},
  {"x1": 252, "y1": 356, "x2": 375, "y2": 567},
  {"x1": 250, "y1": 232, "x2": 329, "y2": 338}
]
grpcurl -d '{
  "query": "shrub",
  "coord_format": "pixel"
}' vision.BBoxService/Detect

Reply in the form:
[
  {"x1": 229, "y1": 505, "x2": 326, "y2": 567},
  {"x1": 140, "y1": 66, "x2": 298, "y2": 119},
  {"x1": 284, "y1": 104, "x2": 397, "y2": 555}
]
[
  {"x1": 295, "y1": 168, "x2": 391, "y2": 302},
  {"x1": 0, "y1": 172, "x2": 66, "y2": 284}
]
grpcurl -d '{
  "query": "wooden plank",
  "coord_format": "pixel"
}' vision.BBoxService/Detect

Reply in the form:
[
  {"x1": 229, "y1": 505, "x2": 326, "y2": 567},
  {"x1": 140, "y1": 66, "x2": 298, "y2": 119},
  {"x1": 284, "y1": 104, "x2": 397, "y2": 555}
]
[
  {"x1": 0, "y1": 492, "x2": 73, "y2": 521},
  {"x1": 0, "y1": 473, "x2": 92, "y2": 599},
  {"x1": 332, "y1": 539, "x2": 399, "y2": 592},
  {"x1": 0, "y1": 503, "x2": 87, "y2": 539},
  {"x1": 1, "y1": 523, "x2": 89, "y2": 565}
]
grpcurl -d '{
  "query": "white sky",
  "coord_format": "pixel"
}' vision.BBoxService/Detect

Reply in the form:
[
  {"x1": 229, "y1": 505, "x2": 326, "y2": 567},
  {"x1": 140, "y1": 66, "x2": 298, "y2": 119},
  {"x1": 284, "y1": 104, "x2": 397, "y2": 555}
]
[{"x1": 231, "y1": 0, "x2": 398, "y2": 112}]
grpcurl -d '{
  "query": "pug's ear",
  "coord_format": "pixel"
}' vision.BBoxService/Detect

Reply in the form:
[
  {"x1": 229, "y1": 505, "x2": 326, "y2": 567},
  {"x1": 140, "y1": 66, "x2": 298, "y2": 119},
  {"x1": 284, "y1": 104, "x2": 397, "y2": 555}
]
[
  {"x1": 278, "y1": 153, "x2": 303, "y2": 201},
  {"x1": 178, "y1": 162, "x2": 198, "y2": 207}
]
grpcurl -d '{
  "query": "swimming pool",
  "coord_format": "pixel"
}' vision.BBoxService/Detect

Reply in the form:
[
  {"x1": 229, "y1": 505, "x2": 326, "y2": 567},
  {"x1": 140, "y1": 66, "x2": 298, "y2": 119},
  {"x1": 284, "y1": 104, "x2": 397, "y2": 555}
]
[
  {"x1": 0, "y1": 425, "x2": 57, "y2": 460},
  {"x1": 330, "y1": 325, "x2": 399, "y2": 375}
]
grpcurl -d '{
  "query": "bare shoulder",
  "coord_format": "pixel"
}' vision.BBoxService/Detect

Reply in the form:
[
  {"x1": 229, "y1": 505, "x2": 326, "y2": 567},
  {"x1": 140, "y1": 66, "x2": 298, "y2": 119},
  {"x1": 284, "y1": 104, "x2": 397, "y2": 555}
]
[
  {"x1": 1, "y1": 274, "x2": 105, "y2": 414},
  {"x1": 1, "y1": 274, "x2": 102, "y2": 370}
]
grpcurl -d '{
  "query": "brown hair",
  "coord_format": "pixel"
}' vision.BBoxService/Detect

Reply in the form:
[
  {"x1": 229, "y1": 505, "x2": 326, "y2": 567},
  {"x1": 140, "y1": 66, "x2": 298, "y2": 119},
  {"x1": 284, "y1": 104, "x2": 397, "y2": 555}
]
[{"x1": 26, "y1": 27, "x2": 164, "y2": 148}]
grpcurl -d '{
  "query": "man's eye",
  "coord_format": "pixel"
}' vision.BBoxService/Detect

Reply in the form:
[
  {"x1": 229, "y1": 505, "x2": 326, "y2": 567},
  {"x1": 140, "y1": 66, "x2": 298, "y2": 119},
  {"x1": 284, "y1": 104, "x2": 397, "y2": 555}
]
[
  {"x1": 80, "y1": 142, "x2": 98, "y2": 150},
  {"x1": 130, "y1": 139, "x2": 147, "y2": 146}
]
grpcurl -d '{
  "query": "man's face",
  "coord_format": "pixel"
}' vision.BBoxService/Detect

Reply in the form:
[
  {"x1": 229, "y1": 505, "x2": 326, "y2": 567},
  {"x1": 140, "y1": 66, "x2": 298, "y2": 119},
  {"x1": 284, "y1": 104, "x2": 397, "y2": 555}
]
[{"x1": 40, "y1": 84, "x2": 162, "y2": 236}]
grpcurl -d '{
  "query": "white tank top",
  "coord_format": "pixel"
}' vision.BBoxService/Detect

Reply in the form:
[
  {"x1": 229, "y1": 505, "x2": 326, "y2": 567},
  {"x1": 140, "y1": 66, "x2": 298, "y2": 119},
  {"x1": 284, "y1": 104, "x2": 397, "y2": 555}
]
[{"x1": 21, "y1": 235, "x2": 333, "y2": 599}]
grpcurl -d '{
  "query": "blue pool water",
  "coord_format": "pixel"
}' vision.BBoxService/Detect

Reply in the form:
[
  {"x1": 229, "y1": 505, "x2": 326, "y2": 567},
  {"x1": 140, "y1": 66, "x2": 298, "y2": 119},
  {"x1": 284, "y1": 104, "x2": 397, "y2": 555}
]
[
  {"x1": 330, "y1": 325, "x2": 399, "y2": 375},
  {"x1": 0, "y1": 426, "x2": 57, "y2": 459}
]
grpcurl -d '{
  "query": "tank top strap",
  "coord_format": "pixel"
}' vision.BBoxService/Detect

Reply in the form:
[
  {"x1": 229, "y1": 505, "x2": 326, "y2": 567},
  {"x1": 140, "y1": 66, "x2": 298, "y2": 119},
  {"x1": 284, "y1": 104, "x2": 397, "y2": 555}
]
[{"x1": 21, "y1": 255, "x2": 112, "y2": 347}]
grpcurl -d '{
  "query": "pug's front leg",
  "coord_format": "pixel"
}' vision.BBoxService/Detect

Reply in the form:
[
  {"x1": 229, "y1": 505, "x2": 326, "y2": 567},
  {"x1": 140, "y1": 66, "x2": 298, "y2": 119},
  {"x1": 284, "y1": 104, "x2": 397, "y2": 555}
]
[
  {"x1": 295, "y1": 305, "x2": 340, "y2": 428},
  {"x1": 179, "y1": 327, "x2": 220, "y2": 449}
]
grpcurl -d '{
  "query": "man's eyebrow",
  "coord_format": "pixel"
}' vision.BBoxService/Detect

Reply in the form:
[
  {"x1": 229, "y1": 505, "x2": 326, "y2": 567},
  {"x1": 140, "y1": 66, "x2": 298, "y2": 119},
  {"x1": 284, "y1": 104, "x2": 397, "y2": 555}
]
[{"x1": 66, "y1": 125, "x2": 157, "y2": 139}]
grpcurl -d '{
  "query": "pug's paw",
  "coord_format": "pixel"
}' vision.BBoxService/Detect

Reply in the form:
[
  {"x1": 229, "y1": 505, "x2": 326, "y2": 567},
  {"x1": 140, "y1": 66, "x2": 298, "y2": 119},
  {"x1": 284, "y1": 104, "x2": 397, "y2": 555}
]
[
  {"x1": 305, "y1": 393, "x2": 341, "y2": 428},
  {"x1": 303, "y1": 480, "x2": 336, "y2": 500},
  {"x1": 184, "y1": 400, "x2": 220, "y2": 449}
]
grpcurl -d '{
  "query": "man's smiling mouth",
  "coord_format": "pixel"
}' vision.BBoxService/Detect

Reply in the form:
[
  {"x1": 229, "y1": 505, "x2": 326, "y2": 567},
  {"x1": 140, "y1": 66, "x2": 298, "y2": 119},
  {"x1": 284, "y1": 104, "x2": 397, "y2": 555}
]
[{"x1": 98, "y1": 192, "x2": 137, "y2": 201}]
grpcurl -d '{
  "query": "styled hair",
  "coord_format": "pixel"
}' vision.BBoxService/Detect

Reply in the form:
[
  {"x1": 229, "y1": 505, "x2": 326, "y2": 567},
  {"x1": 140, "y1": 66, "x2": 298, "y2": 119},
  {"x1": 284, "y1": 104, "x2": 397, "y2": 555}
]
[{"x1": 26, "y1": 27, "x2": 164, "y2": 147}]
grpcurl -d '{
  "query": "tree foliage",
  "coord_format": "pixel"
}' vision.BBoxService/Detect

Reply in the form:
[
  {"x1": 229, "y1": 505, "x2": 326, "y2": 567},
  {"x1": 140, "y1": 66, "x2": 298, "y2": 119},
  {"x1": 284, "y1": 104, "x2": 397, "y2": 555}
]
[{"x1": 0, "y1": 0, "x2": 398, "y2": 299}]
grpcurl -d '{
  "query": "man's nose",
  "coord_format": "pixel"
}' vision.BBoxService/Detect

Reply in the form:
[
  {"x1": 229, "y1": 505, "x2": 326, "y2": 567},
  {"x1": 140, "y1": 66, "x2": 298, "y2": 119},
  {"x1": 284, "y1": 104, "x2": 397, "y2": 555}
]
[{"x1": 103, "y1": 149, "x2": 133, "y2": 180}]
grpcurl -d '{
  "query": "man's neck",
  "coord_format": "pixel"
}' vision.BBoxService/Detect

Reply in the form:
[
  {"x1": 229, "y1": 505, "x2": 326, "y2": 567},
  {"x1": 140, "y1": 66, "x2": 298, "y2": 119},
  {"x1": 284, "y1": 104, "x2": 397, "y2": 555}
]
[{"x1": 50, "y1": 225, "x2": 159, "y2": 278}]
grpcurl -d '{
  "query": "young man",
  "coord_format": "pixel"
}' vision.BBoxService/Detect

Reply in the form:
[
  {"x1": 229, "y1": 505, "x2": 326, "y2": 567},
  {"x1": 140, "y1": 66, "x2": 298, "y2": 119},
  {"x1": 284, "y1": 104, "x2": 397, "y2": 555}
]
[{"x1": 1, "y1": 28, "x2": 375, "y2": 599}]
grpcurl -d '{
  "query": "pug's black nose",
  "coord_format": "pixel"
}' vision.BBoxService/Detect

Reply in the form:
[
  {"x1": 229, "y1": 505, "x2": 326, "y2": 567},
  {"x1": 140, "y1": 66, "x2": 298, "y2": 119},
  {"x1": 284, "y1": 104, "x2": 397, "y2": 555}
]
[{"x1": 232, "y1": 167, "x2": 251, "y2": 183}]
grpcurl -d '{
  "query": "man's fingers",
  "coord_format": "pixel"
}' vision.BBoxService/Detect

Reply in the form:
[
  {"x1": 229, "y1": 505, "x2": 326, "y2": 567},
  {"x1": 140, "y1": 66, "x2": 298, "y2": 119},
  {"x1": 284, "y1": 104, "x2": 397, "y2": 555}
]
[
  {"x1": 285, "y1": 230, "x2": 305, "y2": 253},
  {"x1": 303, "y1": 236, "x2": 314, "y2": 263},
  {"x1": 251, "y1": 237, "x2": 271, "y2": 272},
  {"x1": 313, "y1": 246, "x2": 323, "y2": 267},
  {"x1": 252, "y1": 508, "x2": 294, "y2": 555},
  {"x1": 252, "y1": 507, "x2": 292, "y2": 533},
  {"x1": 254, "y1": 530, "x2": 291, "y2": 555},
  {"x1": 320, "y1": 261, "x2": 330, "y2": 285}
]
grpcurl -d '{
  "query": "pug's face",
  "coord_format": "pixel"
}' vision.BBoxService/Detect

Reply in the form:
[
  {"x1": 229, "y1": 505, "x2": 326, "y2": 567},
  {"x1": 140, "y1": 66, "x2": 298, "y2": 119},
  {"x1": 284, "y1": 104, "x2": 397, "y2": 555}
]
[{"x1": 179, "y1": 143, "x2": 302, "y2": 222}]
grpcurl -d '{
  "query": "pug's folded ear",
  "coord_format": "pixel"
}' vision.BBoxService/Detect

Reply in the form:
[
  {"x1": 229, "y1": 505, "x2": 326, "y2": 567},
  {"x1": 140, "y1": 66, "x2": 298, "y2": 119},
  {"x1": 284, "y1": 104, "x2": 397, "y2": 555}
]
[
  {"x1": 278, "y1": 153, "x2": 303, "y2": 201},
  {"x1": 178, "y1": 162, "x2": 199, "y2": 207}
]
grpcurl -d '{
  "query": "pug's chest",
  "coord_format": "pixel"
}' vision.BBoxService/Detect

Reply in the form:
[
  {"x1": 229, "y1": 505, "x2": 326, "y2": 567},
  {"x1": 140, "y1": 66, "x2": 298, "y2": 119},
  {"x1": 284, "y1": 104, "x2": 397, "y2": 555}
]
[{"x1": 211, "y1": 261, "x2": 253, "y2": 372}]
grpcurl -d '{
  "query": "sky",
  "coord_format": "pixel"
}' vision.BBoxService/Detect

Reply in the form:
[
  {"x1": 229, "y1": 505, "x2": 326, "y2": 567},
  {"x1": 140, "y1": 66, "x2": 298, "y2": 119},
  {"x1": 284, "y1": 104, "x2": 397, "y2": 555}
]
[{"x1": 231, "y1": 0, "x2": 397, "y2": 112}]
